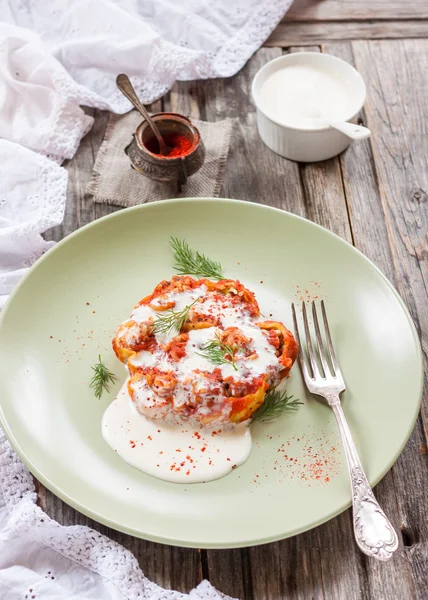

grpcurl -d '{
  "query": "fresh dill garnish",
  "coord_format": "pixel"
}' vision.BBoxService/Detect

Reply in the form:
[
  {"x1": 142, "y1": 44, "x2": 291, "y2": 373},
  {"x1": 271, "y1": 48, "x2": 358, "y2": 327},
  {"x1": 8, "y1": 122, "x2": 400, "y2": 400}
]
[
  {"x1": 251, "y1": 386, "x2": 302, "y2": 423},
  {"x1": 152, "y1": 299, "x2": 198, "y2": 335},
  {"x1": 90, "y1": 355, "x2": 117, "y2": 399},
  {"x1": 197, "y1": 334, "x2": 238, "y2": 371},
  {"x1": 170, "y1": 237, "x2": 224, "y2": 280}
]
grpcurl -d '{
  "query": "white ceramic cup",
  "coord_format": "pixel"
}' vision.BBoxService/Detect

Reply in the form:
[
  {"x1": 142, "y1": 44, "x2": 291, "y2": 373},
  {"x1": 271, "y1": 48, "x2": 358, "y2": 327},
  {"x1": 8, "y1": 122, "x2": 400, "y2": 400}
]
[{"x1": 252, "y1": 52, "x2": 367, "y2": 163}]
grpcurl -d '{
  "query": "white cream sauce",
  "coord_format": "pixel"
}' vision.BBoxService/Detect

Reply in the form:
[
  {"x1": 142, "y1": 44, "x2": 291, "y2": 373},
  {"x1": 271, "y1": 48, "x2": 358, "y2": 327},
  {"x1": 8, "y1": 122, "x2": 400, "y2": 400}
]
[
  {"x1": 102, "y1": 384, "x2": 252, "y2": 483},
  {"x1": 259, "y1": 64, "x2": 352, "y2": 129}
]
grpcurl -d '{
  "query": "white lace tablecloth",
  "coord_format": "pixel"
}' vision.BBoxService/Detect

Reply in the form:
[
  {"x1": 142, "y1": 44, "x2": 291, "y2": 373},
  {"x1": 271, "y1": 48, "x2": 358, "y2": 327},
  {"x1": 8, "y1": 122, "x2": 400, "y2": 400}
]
[{"x1": 0, "y1": 1, "x2": 293, "y2": 597}]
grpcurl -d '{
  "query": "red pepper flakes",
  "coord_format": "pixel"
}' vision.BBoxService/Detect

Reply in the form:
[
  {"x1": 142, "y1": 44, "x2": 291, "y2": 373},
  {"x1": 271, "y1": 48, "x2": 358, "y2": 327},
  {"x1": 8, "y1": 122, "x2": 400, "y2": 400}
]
[
  {"x1": 170, "y1": 463, "x2": 176, "y2": 471},
  {"x1": 274, "y1": 432, "x2": 340, "y2": 486},
  {"x1": 159, "y1": 451, "x2": 163, "y2": 455},
  {"x1": 129, "y1": 440, "x2": 136, "y2": 448},
  {"x1": 157, "y1": 429, "x2": 161, "y2": 433},
  {"x1": 86, "y1": 302, "x2": 90, "y2": 305},
  {"x1": 175, "y1": 448, "x2": 182, "y2": 452},
  {"x1": 193, "y1": 432, "x2": 201, "y2": 440},
  {"x1": 201, "y1": 446, "x2": 207, "y2": 452},
  {"x1": 144, "y1": 133, "x2": 193, "y2": 158},
  {"x1": 147, "y1": 435, "x2": 152, "y2": 440},
  {"x1": 232, "y1": 465, "x2": 237, "y2": 470},
  {"x1": 49, "y1": 335, "x2": 53, "y2": 339},
  {"x1": 226, "y1": 457, "x2": 231, "y2": 462},
  {"x1": 186, "y1": 470, "x2": 190, "y2": 476}
]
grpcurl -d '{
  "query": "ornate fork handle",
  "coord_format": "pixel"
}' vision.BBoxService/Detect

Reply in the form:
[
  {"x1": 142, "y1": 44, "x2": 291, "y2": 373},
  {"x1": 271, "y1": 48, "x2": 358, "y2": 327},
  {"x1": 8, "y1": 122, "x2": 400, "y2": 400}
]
[{"x1": 328, "y1": 394, "x2": 399, "y2": 561}]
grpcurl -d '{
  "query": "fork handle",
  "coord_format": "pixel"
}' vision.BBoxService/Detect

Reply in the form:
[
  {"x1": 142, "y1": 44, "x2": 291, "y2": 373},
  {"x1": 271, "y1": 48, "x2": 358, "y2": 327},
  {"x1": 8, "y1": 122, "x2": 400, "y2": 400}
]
[{"x1": 328, "y1": 395, "x2": 399, "y2": 561}]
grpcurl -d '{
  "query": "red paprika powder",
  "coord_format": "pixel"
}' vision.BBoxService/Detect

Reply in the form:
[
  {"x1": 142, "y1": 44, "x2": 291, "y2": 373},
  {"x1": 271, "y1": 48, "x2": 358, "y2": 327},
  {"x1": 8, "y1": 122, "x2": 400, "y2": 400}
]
[{"x1": 144, "y1": 133, "x2": 193, "y2": 158}]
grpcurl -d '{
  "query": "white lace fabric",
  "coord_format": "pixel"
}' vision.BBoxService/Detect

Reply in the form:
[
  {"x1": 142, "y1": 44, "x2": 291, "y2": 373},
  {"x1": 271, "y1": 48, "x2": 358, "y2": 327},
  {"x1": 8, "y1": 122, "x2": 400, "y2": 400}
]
[
  {"x1": 0, "y1": 141, "x2": 68, "y2": 308},
  {"x1": 0, "y1": 431, "x2": 233, "y2": 600},
  {"x1": 0, "y1": 0, "x2": 293, "y2": 596}
]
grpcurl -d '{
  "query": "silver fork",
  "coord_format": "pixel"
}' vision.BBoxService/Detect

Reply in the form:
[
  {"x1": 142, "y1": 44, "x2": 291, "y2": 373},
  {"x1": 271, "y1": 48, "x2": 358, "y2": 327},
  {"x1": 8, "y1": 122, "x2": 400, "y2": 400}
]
[{"x1": 292, "y1": 300, "x2": 399, "y2": 561}]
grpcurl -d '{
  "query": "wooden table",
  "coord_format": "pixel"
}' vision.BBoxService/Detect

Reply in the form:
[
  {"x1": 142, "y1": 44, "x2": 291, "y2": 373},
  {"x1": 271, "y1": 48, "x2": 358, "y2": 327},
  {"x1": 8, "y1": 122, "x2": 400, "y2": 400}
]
[{"x1": 43, "y1": 4, "x2": 428, "y2": 598}]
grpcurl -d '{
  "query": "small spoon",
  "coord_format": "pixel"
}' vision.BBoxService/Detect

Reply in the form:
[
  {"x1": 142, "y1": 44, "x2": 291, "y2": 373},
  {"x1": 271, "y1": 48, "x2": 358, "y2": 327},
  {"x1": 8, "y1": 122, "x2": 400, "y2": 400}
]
[
  {"x1": 320, "y1": 113, "x2": 371, "y2": 141},
  {"x1": 116, "y1": 73, "x2": 170, "y2": 156}
]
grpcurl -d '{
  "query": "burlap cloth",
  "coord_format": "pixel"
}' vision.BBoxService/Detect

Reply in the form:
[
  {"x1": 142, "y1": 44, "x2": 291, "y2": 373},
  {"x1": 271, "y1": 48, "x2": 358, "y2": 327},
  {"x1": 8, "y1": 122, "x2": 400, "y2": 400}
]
[{"x1": 87, "y1": 111, "x2": 233, "y2": 206}]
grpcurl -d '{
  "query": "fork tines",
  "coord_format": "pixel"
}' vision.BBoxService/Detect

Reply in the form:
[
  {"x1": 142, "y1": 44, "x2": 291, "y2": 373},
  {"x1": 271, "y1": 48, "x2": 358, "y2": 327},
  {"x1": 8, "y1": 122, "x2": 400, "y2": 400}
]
[{"x1": 292, "y1": 300, "x2": 344, "y2": 386}]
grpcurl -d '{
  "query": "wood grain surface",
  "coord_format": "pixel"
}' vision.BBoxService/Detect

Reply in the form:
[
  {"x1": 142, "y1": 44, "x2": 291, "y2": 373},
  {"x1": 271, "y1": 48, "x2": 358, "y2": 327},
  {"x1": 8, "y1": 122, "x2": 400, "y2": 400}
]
[
  {"x1": 285, "y1": 0, "x2": 428, "y2": 21},
  {"x1": 39, "y1": 18, "x2": 428, "y2": 600},
  {"x1": 265, "y1": 21, "x2": 428, "y2": 46}
]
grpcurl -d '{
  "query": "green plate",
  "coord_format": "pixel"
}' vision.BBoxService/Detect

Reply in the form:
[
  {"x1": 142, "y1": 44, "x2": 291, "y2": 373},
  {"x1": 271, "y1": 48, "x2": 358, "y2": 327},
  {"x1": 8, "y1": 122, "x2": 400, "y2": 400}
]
[{"x1": 0, "y1": 199, "x2": 422, "y2": 548}]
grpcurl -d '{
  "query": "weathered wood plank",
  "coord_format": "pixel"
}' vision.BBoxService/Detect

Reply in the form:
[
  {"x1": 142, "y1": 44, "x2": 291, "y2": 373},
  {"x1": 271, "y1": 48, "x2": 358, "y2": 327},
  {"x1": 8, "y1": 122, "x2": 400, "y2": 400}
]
[
  {"x1": 285, "y1": 0, "x2": 428, "y2": 22},
  {"x1": 174, "y1": 45, "x2": 362, "y2": 600},
  {"x1": 276, "y1": 46, "x2": 361, "y2": 600},
  {"x1": 249, "y1": 512, "x2": 363, "y2": 600},
  {"x1": 43, "y1": 496, "x2": 202, "y2": 593},
  {"x1": 344, "y1": 39, "x2": 428, "y2": 600},
  {"x1": 164, "y1": 73, "x2": 263, "y2": 599},
  {"x1": 40, "y1": 100, "x2": 203, "y2": 594},
  {"x1": 44, "y1": 108, "x2": 97, "y2": 242},
  {"x1": 37, "y1": 38, "x2": 428, "y2": 600},
  {"x1": 204, "y1": 550, "x2": 248, "y2": 600},
  {"x1": 163, "y1": 50, "x2": 306, "y2": 599},
  {"x1": 265, "y1": 20, "x2": 428, "y2": 46}
]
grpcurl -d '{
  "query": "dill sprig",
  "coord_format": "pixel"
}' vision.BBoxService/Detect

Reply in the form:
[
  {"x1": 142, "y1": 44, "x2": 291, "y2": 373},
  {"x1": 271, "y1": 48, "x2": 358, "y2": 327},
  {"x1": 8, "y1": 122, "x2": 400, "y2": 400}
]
[
  {"x1": 90, "y1": 355, "x2": 117, "y2": 399},
  {"x1": 197, "y1": 334, "x2": 238, "y2": 371},
  {"x1": 170, "y1": 237, "x2": 224, "y2": 280},
  {"x1": 152, "y1": 299, "x2": 198, "y2": 335},
  {"x1": 251, "y1": 386, "x2": 302, "y2": 424}
]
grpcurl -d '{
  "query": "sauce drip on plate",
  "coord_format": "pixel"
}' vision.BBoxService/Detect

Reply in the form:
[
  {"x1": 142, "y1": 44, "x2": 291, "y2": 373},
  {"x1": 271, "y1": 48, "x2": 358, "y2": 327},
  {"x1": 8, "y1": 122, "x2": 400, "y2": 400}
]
[{"x1": 102, "y1": 384, "x2": 252, "y2": 483}]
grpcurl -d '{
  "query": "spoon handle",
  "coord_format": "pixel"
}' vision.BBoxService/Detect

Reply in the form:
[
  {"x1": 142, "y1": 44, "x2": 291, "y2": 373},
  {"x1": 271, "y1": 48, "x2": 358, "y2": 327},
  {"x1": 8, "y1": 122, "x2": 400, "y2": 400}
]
[
  {"x1": 116, "y1": 74, "x2": 167, "y2": 155},
  {"x1": 324, "y1": 118, "x2": 371, "y2": 141}
]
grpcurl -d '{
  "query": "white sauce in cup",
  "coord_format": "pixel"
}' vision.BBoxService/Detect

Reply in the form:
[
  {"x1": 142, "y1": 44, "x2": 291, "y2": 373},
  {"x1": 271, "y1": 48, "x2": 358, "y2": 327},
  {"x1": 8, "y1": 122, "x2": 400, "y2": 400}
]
[{"x1": 259, "y1": 64, "x2": 352, "y2": 129}]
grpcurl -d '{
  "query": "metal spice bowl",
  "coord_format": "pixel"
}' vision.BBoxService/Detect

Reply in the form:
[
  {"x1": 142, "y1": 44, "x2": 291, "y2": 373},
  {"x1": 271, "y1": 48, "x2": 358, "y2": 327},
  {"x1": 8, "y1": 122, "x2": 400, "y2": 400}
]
[{"x1": 125, "y1": 113, "x2": 205, "y2": 188}]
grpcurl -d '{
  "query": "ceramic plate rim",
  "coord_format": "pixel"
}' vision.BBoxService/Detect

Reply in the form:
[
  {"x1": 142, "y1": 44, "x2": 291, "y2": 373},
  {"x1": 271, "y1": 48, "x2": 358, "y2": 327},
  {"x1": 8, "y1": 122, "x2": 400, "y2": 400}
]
[{"x1": 0, "y1": 198, "x2": 423, "y2": 548}]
